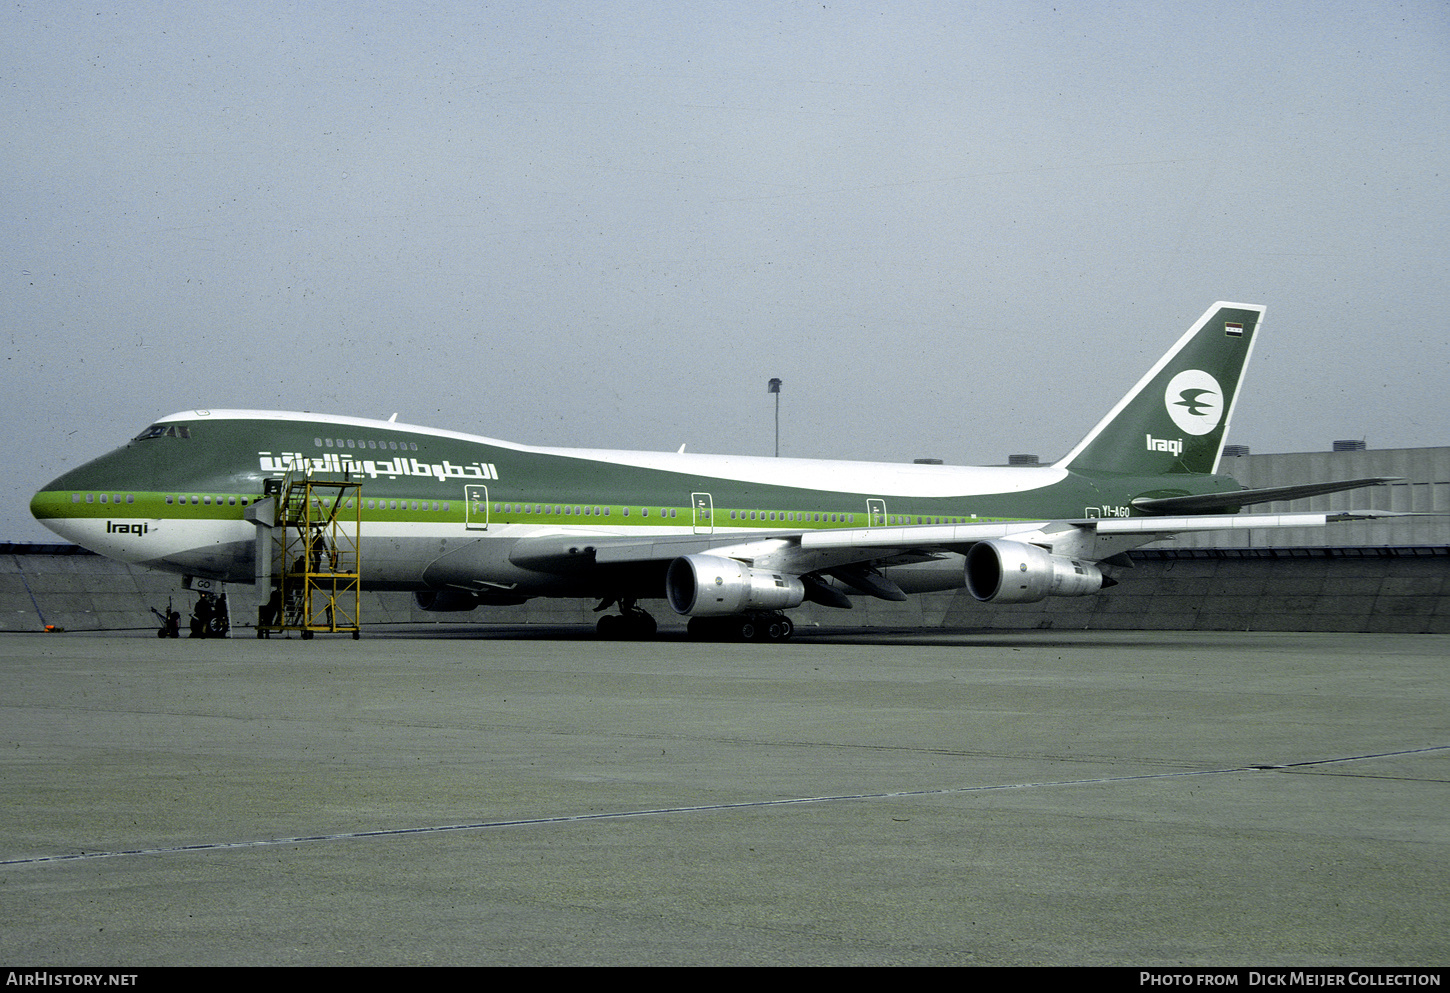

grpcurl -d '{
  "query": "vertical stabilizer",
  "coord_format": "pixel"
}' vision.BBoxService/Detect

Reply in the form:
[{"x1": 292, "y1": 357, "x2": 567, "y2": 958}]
[{"x1": 1056, "y1": 302, "x2": 1264, "y2": 475}]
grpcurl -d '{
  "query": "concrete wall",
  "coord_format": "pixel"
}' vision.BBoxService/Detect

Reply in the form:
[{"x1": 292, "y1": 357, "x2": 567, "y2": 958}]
[
  {"x1": 2, "y1": 544, "x2": 180, "y2": 633},
  {"x1": 935, "y1": 548, "x2": 1450, "y2": 634},
  {"x1": 5, "y1": 543, "x2": 1446, "y2": 635},
  {"x1": 0, "y1": 543, "x2": 606, "y2": 635},
  {"x1": 1170, "y1": 445, "x2": 1450, "y2": 548}
]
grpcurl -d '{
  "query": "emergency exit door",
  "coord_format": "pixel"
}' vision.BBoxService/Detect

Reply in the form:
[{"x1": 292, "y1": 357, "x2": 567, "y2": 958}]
[
  {"x1": 465, "y1": 484, "x2": 489, "y2": 530},
  {"x1": 867, "y1": 498, "x2": 888, "y2": 527},
  {"x1": 692, "y1": 492, "x2": 714, "y2": 534}
]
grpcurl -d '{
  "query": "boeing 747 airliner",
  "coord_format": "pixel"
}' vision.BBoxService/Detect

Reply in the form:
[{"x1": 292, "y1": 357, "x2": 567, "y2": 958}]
[{"x1": 31, "y1": 303, "x2": 1393, "y2": 640}]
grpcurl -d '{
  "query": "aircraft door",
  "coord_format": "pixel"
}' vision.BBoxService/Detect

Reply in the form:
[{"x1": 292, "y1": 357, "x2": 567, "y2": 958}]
[
  {"x1": 465, "y1": 484, "x2": 489, "y2": 531},
  {"x1": 692, "y1": 492, "x2": 714, "y2": 535},
  {"x1": 867, "y1": 498, "x2": 888, "y2": 527}
]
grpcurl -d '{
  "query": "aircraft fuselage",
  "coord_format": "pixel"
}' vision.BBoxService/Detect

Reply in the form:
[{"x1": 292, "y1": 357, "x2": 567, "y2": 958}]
[{"x1": 29, "y1": 409, "x2": 1242, "y2": 598}]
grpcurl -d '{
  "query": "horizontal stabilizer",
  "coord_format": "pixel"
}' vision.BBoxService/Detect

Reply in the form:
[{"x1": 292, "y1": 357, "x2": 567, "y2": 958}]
[
  {"x1": 1131, "y1": 477, "x2": 1398, "y2": 515},
  {"x1": 1091, "y1": 512, "x2": 1329, "y2": 536},
  {"x1": 1326, "y1": 509, "x2": 1428, "y2": 522}
]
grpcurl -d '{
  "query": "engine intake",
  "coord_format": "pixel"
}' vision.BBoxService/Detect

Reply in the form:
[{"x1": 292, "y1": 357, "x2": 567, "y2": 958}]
[
  {"x1": 666, "y1": 554, "x2": 805, "y2": 617},
  {"x1": 965, "y1": 539, "x2": 1107, "y2": 604}
]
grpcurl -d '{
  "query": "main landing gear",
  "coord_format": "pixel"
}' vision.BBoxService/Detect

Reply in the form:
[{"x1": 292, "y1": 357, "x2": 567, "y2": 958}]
[
  {"x1": 593, "y1": 597, "x2": 659, "y2": 640},
  {"x1": 687, "y1": 612, "x2": 794, "y2": 643},
  {"x1": 592, "y1": 598, "x2": 795, "y2": 642}
]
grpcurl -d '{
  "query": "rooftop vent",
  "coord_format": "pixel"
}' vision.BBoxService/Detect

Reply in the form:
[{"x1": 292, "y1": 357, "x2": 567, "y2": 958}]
[
  {"x1": 912, "y1": 458, "x2": 943, "y2": 465},
  {"x1": 1222, "y1": 444, "x2": 1251, "y2": 457},
  {"x1": 1008, "y1": 454, "x2": 1040, "y2": 466},
  {"x1": 1332, "y1": 440, "x2": 1367, "y2": 452}
]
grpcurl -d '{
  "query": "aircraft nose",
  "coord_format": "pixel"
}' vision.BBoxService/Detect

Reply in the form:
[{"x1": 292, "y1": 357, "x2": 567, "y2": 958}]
[{"x1": 31, "y1": 482, "x2": 76, "y2": 542}]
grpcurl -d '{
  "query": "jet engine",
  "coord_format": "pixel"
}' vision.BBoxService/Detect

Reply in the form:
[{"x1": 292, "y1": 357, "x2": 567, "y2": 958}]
[
  {"x1": 665, "y1": 554, "x2": 805, "y2": 617},
  {"x1": 964, "y1": 539, "x2": 1108, "y2": 604}
]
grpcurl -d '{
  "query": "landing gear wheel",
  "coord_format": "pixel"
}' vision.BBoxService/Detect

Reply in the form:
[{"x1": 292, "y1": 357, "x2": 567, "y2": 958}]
[
  {"x1": 687, "y1": 614, "x2": 793, "y2": 642},
  {"x1": 687, "y1": 617, "x2": 721, "y2": 641},
  {"x1": 596, "y1": 603, "x2": 658, "y2": 640},
  {"x1": 765, "y1": 617, "x2": 793, "y2": 642}
]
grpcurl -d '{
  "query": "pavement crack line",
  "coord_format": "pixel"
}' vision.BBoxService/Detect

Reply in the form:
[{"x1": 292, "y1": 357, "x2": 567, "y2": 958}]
[{"x1": 3, "y1": 744, "x2": 1445, "y2": 868}]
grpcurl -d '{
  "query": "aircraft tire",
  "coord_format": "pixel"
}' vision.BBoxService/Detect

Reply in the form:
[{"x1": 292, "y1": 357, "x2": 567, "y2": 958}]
[
  {"x1": 599, "y1": 612, "x2": 657, "y2": 640},
  {"x1": 765, "y1": 617, "x2": 793, "y2": 642},
  {"x1": 686, "y1": 617, "x2": 719, "y2": 641},
  {"x1": 687, "y1": 615, "x2": 793, "y2": 643}
]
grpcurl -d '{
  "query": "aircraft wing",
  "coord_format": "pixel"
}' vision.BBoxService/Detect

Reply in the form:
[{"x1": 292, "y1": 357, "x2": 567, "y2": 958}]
[
  {"x1": 507, "y1": 531, "x2": 783, "y2": 572},
  {"x1": 507, "y1": 509, "x2": 1398, "y2": 580},
  {"x1": 782, "y1": 511, "x2": 1375, "y2": 571}
]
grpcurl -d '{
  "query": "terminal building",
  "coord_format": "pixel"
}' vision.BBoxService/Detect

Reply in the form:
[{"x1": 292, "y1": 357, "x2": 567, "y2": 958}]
[{"x1": 4, "y1": 444, "x2": 1447, "y2": 635}]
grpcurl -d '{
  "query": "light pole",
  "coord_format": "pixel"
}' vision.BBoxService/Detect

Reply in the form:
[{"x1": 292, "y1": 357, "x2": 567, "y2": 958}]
[{"x1": 767, "y1": 378, "x2": 782, "y2": 457}]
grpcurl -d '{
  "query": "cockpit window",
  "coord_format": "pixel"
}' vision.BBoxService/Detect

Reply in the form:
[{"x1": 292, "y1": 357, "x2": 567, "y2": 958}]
[{"x1": 134, "y1": 424, "x2": 191, "y2": 441}]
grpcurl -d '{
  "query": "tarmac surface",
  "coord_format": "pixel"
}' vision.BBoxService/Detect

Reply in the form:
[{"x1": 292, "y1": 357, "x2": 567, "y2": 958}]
[{"x1": 1, "y1": 626, "x2": 1447, "y2": 967}]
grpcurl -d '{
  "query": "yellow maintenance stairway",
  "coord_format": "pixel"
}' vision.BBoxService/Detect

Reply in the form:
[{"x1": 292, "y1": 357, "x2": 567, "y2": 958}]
[{"x1": 258, "y1": 473, "x2": 361, "y2": 639}]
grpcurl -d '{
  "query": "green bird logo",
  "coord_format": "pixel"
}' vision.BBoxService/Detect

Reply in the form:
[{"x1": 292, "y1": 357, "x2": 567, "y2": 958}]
[{"x1": 1175, "y1": 388, "x2": 1217, "y2": 417}]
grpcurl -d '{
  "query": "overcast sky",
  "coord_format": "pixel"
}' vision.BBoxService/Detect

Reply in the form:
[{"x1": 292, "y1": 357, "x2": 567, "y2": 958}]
[{"x1": 4, "y1": 1, "x2": 1447, "y2": 541}]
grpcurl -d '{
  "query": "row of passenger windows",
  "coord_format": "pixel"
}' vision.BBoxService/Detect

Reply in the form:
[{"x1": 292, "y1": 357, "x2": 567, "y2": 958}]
[
  {"x1": 317, "y1": 437, "x2": 419, "y2": 452},
  {"x1": 135, "y1": 428, "x2": 419, "y2": 451},
  {"x1": 731, "y1": 510, "x2": 854, "y2": 523},
  {"x1": 133, "y1": 427, "x2": 416, "y2": 451},
  {"x1": 73, "y1": 493, "x2": 136, "y2": 504},
  {"x1": 877, "y1": 515, "x2": 972, "y2": 525},
  {"x1": 368, "y1": 499, "x2": 448, "y2": 511},
  {"x1": 73, "y1": 493, "x2": 252, "y2": 507},
  {"x1": 73, "y1": 493, "x2": 447, "y2": 513},
  {"x1": 165, "y1": 494, "x2": 250, "y2": 506},
  {"x1": 71, "y1": 493, "x2": 970, "y2": 525},
  {"x1": 488, "y1": 507, "x2": 971, "y2": 525},
  {"x1": 492, "y1": 504, "x2": 677, "y2": 518},
  {"x1": 308, "y1": 497, "x2": 452, "y2": 512}
]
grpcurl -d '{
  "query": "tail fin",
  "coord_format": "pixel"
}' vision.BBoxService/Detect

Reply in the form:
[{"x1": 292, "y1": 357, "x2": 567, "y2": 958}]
[{"x1": 1055, "y1": 302, "x2": 1264, "y2": 475}]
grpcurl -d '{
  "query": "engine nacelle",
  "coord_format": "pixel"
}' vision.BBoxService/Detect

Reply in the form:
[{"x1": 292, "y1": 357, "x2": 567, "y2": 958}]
[
  {"x1": 665, "y1": 554, "x2": 806, "y2": 617},
  {"x1": 964, "y1": 539, "x2": 1107, "y2": 604},
  {"x1": 413, "y1": 590, "x2": 483, "y2": 612}
]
